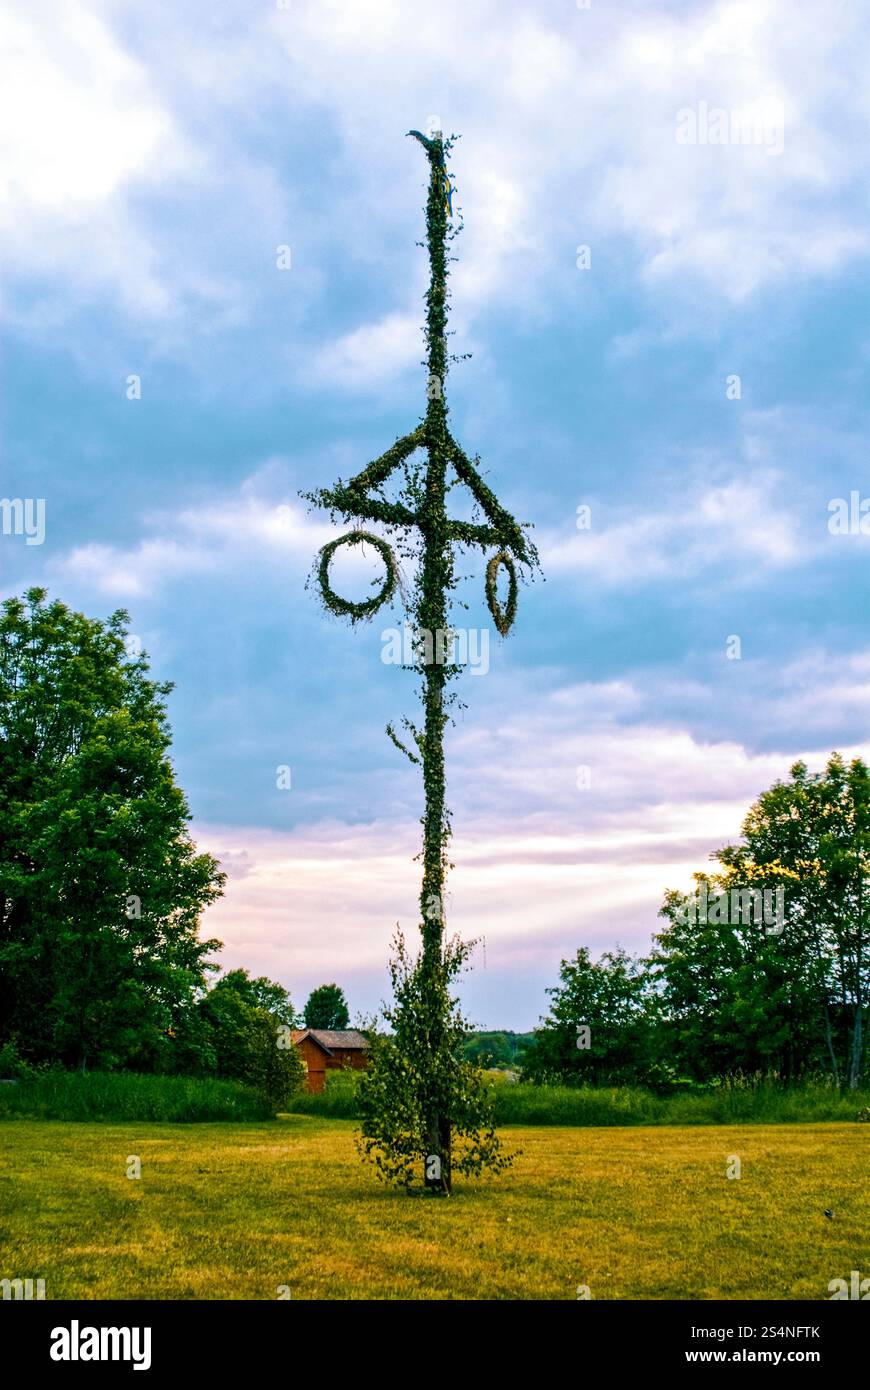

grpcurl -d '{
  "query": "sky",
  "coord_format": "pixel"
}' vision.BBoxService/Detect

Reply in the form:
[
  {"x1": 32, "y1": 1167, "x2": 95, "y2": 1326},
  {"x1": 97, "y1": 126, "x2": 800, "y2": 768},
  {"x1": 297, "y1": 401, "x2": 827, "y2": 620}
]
[{"x1": 3, "y1": 0, "x2": 870, "y2": 1030}]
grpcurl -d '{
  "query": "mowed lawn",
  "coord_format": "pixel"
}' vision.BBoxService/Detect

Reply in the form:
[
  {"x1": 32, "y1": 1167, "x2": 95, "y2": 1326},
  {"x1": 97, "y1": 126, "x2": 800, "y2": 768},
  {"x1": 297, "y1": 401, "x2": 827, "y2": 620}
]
[{"x1": 1, "y1": 1118, "x2": 867, "y2": 1300}]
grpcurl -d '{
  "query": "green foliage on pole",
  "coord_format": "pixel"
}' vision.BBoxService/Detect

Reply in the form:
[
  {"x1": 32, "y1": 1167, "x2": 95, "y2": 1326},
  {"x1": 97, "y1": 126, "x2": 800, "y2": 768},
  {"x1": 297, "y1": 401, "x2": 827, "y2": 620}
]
[
  {"x1": 304, "y1": 131, "x2": 538, "y2": 1191},
  {"x1": 485, "y1": 551, "x2": 519, "y2": 636},
  {"x1": 355, "y1": 932, "x2": 515, "y2": 1187},
  {"x1": 313, "y1": 530, "x2": 398, "y2": 624}
]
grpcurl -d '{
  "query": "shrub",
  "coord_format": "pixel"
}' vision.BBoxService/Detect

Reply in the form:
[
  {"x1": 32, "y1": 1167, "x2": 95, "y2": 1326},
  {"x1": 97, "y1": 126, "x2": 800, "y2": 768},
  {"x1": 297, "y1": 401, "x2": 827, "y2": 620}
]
[
  {"x1": 0, "y1": 1069, "x2": 274, "y2": 1122},
  {"x1": 356, "y1": 932, "x2": 514, "y2": 1188},
  {"x1": 196, "y1": 977, "x2": 304, "y2": 1109}
]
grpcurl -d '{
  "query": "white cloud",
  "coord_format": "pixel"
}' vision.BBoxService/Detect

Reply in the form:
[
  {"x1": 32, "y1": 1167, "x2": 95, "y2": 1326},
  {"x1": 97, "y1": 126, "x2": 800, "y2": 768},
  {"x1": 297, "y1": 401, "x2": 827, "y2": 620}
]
[
  {"x1": 6, "y1": 0, "x2": 868, "y2": 353},
  {"x1": 60, "y1": 538, "x2": 213, "y2": 598},
  {"x1": 770, "y1": 650, "x2": 870, "y2": 732},
  {"x1": 52, "y1": 464, "x2": 335, "y2": 598},
  {"x1": 0, "y1": 5, "x2": 177, "y2": 212},
  {"x1": 541, "y1": 471, "x2": 803, "y2": 584},
  {"x1": 310, "y1": 311, "x2": 423, "y2": 389},
  {"x1": 0, "y1": 1, "x2": 194, "y2": 318},
  {"x1": 266, "y1": 0, "x2": 870, "y2": 317}
]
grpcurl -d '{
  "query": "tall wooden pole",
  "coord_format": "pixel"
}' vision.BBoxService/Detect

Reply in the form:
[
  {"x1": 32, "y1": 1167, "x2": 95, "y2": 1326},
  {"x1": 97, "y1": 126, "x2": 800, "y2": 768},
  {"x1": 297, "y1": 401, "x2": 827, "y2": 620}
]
[
  {"x1": 307, "y1": 130, "x2": 536, "y2": 1194},
  {"x1": 414, "y1": 130, "x2": 453, "y2": 1193}
]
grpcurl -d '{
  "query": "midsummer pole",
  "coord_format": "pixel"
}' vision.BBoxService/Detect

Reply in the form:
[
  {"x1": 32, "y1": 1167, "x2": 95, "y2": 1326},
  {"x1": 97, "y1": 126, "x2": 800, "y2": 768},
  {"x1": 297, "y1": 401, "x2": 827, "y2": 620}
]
[{"x1": 306, "y1": 129, "x2": 537, "y2": 1193}]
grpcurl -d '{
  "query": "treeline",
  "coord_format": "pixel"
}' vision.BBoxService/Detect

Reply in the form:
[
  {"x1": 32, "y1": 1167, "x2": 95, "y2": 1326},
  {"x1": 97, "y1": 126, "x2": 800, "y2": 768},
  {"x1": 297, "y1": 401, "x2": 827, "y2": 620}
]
[
  {"x1": 3, "y1": 591, "x2": 868, "y2": 1103},
  {"x1": 462, "y1": 1031, "x2": 534, "y2": 1068},
  {"x1": 523, "y1": 756, "x2": 869, "y2": 1092},
  {"x1": 0, "y1": 590, "x2": 302, "y2": 1106}
]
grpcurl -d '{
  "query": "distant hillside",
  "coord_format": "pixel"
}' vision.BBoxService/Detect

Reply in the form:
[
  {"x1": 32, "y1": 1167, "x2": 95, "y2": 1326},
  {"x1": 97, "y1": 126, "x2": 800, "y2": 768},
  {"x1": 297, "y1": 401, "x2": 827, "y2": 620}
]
[{"x1": 462, "y1": 1031, "x2": 535, "y2": 1069}]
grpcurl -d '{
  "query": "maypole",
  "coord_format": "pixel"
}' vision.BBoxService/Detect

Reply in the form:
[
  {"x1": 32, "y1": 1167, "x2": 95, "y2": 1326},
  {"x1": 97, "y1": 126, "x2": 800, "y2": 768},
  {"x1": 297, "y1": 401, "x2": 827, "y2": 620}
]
[{"x1": 306, "y1": 129, "x2": 537, "y2": 1192}]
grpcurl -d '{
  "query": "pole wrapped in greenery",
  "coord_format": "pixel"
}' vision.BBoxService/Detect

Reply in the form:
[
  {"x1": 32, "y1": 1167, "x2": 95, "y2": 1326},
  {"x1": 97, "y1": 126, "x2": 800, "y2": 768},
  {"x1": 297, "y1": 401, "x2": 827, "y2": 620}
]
[{"x1": 305, "y1": 130, "x2": 538, "y2": 1192}]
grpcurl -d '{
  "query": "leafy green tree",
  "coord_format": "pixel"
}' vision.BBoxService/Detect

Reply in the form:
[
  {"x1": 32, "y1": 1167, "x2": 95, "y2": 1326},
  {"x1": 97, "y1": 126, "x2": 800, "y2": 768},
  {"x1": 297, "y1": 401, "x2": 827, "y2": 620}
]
[
  {"x1": 650, "y1": 875, "x2": 795, "y2": 1083},
  {"x1": 357, "y1": 931, "x2": 513, "y2": 1188},
  {"x1": 195, "y1": 969, "x2": 304, "y2": 1108},
  {"x1": 718, "y1": 755, "x2": 868, "y2": 1087},
  {"x1": 654, "y1": 755, "x2": 869, "y2": 1088},
  {"x1": 0, "y1": 588, "x2": 224, "y2": 1070},
  {"x1": 219, "y1": 969, "x2": 297, "y2": 1026},
  {"x1": 303, "y1": 982, "x2": 349, "y2": 1030},
  {"x1": 522, "y1": 947, "x2": 658, "y2": 1087}
]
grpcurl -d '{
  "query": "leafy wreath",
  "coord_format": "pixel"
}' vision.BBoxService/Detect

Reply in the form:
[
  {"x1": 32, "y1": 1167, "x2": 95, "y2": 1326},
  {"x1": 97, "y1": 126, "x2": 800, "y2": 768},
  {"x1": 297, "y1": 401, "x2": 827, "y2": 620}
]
[
  {"x1": 485, "y1": 550, "x2": 518, "y2": 636},
  {"x1": 316, "y1": 529, "x2": 398, "y2": 623}
]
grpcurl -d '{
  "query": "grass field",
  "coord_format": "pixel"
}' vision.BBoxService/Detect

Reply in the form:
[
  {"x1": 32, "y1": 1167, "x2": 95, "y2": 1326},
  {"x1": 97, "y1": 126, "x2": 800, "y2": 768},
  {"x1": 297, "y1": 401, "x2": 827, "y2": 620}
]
[{"x1": 2, "y1": 1117, "x2": 867, "y2": 1300}]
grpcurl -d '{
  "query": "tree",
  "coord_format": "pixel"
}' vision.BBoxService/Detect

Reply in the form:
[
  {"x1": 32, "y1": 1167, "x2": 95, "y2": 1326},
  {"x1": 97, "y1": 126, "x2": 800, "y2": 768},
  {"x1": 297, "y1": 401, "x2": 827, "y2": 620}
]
[
  {"x1": 462, "y1": 1031, "x2": 532, "y2": 1068},
  {"x1": 305, "y1": 130, "x2": 537, "y2": 1191},
  {"x1": 195, "y1": 969, "x2": 304, "y2": 1108},
  {"x1": 356, "y1": 932, "x2": 512, "y2": 1187},
  {"x1": 303, "y1": 983, "x2": 349, "y2": 1030},
  {"x1": 720, "y1": 755, "x2": 869, "y2": 1088},
  {"x1": 650, "y1": 876, "x2": 796, "y2": 1083},
  {"x1": 0, "y1": 588, "x2": 225, "y2": 1071},
  {"x1": 522, "y1": 947, "x2": 658, "y2": 1087},
  {"x1": 654, "y1": 755, "x2": 869, "y2": 1088},
  {"x1": 218, "y1": 968, "x2": 298, "y2": 1026}
]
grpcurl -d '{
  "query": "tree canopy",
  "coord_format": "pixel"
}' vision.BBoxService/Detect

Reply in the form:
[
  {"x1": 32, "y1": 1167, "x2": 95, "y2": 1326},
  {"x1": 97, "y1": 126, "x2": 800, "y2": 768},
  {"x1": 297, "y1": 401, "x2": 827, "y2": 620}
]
[
  {"x1": 303, "y1": 982, "x2": 350, "y2": 1030},
  {"x1": 0, "y1": 589, "x2": 311, "y2": 1111}
]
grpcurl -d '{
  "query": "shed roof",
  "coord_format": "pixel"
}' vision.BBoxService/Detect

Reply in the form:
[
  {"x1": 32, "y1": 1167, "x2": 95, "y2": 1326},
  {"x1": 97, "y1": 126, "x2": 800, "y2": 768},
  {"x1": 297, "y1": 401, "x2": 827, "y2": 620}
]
[{"x1": 291, "y1": 1028, "x2": 369, "y2": 1056}]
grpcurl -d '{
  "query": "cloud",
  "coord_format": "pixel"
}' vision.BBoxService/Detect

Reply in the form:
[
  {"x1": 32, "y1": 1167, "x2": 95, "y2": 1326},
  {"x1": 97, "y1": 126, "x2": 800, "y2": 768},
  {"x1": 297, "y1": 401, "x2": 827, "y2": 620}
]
[
  {"x1": 265, "y1": 0, "x2": 870, "y2": 312},
  {"x1": 768, "y1": 650, "x2": 870, "y2": 733},
  {"x1": 0, "y1": 1, "x2": 193, "y2": 319},
  {"x1": 310, "y1": 311, "x2": 424, "y2": 389},
  {"x1": 7, "y1": 0, "x2": 869, "y2": 358},
  {"x1": 594, "y1": 0, "x2": 870, "y2": 300},
  {"x1": 52, "y1": 464, "x2": 335, "y2": 598},
  {"x1": 59, "y1": 538, "x2": 214, "y2": 599},
  {"x1": 541, "y1": 471, "x2": 804, "y2": 585},
  {"x1": 0, "y1": 6, "x2": 171, "y2": 210},
  {"x1": 195, "y1": 713, "x2": 870, "y2": 1024}
]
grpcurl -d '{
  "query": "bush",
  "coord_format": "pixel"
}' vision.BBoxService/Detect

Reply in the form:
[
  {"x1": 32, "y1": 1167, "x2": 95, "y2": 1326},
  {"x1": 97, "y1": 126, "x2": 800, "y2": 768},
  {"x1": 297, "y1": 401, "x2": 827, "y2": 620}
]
[
  {"x1": 194, "y1": 976, "x2": 305, "y2": 1109},
  {"x1": 356, "y1": 933, "x2": 513, "y2": 1188},
  {"x1": 0, "y1": 1039, "x2": 36, "y2": 1082},
  {"x1": 286, "y1": 1071, "x2": 870, "y2": 1127},
  {"x1": 0, "y1": 1069, "x2": 275, "y2": 1122},
  {"x1": 286, "y1": 1067, "x2": 361, "y2": 1117}
]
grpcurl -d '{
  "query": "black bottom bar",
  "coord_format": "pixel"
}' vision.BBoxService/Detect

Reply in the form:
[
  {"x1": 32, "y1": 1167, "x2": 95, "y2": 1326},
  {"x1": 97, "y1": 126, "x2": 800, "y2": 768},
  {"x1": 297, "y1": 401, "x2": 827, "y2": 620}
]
[{"x1": 3, "y1": 1299, "x2": 862, "y2": 1376}]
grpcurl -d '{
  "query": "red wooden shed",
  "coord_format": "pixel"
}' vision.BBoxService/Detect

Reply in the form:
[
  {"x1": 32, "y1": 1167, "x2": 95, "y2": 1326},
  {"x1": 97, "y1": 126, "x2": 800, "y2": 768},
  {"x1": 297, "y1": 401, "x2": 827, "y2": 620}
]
[{"x1": 292, "y1": 1029, "x2": 369, "y2": 1094}]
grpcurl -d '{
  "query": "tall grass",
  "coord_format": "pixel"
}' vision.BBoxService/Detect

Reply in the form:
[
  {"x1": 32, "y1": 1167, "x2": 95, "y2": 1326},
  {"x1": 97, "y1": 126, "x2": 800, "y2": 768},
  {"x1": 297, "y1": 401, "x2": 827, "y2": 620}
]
[
  {"x1": 285, "y1": 1069, "x2": 360, "y2": 1118},
  {"x1": 2, "y1": 1066, "x2": 866, "y2": 1127},
  {"x1": 285, "y1": 1068, "x2": 870, "y2": 1127},
  {"x1": 493, "y1": 1077, "x2": 870, "y2": 1126},
  {"x1": 0, "y1": 1070, "x2": 275, "y2": 1123}
]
